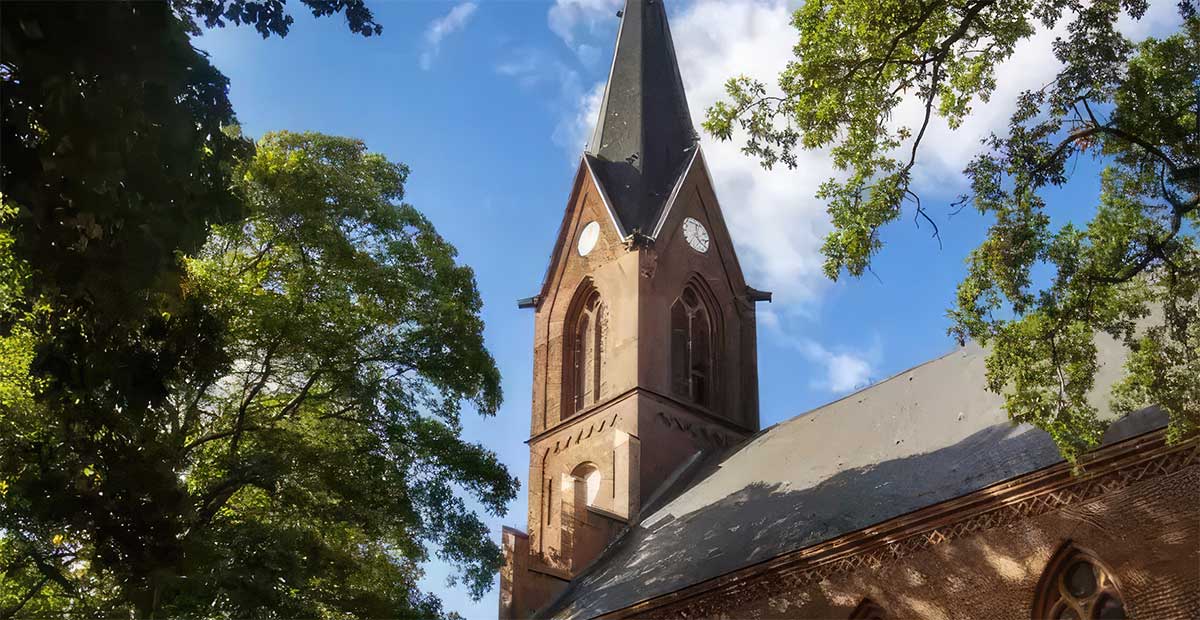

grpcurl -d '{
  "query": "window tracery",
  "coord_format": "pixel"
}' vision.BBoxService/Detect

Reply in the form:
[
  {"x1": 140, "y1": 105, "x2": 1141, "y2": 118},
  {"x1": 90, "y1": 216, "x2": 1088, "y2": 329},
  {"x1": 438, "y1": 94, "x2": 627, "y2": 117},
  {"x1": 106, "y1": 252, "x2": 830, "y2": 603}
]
[
  {"x1": 564, "y1": 285, "x2": 605, "y2": 417},
  {"x1": 1034, "y1": 545, "x2": 1126, "y2": 619},
  {"x1": 671, "y1": 282, "x2": 716, "y2": 407}
]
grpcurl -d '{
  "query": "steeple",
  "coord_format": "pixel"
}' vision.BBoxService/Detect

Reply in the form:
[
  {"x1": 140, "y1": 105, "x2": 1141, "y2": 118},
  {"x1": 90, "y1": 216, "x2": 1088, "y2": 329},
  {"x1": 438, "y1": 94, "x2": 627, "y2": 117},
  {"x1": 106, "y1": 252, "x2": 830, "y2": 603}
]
[
  {"x1": 586, "y1": 0, "x2": 697, "y2": 238},
  {"x1": 499, "y1": 5, "x2": 762, "y2": 616}
]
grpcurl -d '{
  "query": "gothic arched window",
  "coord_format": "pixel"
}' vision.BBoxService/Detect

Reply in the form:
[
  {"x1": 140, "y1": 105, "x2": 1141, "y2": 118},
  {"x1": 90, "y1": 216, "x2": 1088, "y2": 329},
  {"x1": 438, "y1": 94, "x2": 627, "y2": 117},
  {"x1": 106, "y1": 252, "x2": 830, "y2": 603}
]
[
  {"x1": 1034, "y1": 545, "x2": 1126, "y2": 620},
  {"x1": 564, "y1": 286, "x2": 605, "y2": 417},
  {"x1": 671, "y1": 283, "x2": 716, "y2": 408}
]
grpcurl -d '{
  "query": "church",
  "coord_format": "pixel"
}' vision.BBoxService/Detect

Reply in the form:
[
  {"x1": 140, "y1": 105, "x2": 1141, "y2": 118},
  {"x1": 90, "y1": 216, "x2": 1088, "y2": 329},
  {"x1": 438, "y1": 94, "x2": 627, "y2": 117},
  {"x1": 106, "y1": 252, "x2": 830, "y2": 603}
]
[{"x1": 498, "y1": 2, "x2": 1200, "y2": 618}]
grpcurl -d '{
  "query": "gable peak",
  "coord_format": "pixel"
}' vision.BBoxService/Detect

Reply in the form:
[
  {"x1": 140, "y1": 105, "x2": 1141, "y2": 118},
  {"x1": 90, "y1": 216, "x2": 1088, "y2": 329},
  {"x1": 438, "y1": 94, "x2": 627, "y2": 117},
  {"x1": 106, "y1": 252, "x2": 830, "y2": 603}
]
[{"x1": 585, "y1": 0, "x2": 698, "y2": 238}]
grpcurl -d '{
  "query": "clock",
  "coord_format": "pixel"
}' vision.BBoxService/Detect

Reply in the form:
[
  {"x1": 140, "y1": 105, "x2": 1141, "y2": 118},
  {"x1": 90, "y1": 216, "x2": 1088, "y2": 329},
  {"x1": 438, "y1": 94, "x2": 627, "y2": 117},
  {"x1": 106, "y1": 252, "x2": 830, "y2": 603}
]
[
  {"x1": 577, "y1": 221, "x2": 600, "y2": 256},
  {"x1": 682, "y1": 217, "x2": 709, "y2": 253}
]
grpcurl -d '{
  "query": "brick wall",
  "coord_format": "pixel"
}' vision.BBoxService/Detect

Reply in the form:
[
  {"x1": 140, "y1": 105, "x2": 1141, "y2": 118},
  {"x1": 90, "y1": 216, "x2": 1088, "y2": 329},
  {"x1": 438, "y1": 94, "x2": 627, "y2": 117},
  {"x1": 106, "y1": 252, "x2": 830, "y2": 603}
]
[{"x1": 706, "y1": 464, "x2": 1200, "y2": 619}]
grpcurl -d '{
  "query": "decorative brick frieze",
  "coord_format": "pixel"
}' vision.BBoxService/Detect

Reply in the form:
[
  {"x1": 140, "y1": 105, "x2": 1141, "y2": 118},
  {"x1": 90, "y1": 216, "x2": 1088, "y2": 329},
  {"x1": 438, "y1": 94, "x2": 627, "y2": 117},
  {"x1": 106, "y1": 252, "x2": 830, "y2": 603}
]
[
  {"x1": 611, "y1": 432, "x2": 1199, "y2": 619},
  {"x1": 551, "y1": 412, "x2": 622, "y2": 456},
  {"x1": 655, "y1": 411, "x2": 733, "y2": 449}
]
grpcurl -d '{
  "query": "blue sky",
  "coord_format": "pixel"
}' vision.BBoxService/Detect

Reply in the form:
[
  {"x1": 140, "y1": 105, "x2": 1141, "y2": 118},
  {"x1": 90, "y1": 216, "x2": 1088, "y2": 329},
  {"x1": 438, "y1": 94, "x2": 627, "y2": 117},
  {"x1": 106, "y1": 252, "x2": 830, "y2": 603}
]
[{"x1": 195, "y1": 1, "x2": 1181, "y2": 616}]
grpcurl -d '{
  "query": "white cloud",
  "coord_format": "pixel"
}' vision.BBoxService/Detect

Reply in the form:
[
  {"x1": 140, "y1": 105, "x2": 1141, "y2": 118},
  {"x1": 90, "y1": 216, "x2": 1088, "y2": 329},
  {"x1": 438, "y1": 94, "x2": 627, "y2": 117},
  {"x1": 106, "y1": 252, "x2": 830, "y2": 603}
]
[
  {"x1": 816, "y1": 347, "x2": 875, "y2": 393},
  {"x1": 553, "y1": 0, "x2": 1185, "y2": 310},
  {"x1": 494, "y1": 47, "x2": 606, "y2": 164},
  {"x1": 419, "y1": 2, "x2": 478, "y2": 71},
  {"x1": 548, "y1": 0, "x2": 622, "y2": 63},
  {"x1": 495, "y1": 48, "x2": 560, "y2": 87},
  {"x1": 1118, "y1": 2, "x2": 1187, "y2": 40},
  {"x1": 672, "y1": 0, "x2": 835, "y2": 307},
  {"x1": 762, "y1": 308, "x2": 881, "y2": 393},
  {"x1": 554, "y1": 81, "x2": 606, "y2": 155}
]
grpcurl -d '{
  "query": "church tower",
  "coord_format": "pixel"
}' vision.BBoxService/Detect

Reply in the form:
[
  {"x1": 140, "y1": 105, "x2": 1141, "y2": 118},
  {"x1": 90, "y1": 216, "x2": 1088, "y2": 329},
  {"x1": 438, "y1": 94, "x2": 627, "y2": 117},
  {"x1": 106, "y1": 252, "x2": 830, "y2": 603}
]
[{"x1": 499, "y1": 1, "x2": 766, "y2": 616}]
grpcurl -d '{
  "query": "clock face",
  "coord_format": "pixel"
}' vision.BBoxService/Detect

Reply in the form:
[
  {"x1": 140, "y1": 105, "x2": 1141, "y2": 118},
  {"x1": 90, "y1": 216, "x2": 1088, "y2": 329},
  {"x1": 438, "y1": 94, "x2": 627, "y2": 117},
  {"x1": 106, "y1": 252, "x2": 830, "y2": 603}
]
[
  {"x1": 577, "y1": 221, "x2": 600, "y2": 256},
  {"x1": 682, "y1": 217, "x2": 710, "y2": 253}
]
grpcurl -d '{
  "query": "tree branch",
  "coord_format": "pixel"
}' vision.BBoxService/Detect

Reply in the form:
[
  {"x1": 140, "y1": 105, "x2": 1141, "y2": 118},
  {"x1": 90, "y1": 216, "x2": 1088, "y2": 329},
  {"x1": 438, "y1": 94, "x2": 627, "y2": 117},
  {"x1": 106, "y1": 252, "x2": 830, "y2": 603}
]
[
  {"x1": 230, "y1": 337, "x2": 283, "y2": 457},
  {"x1": 0, "y1": 575, "x2": 50, "y2": 620},
  {"x1": 182, "y1": 424, "x2": 263, "y2": 454}
]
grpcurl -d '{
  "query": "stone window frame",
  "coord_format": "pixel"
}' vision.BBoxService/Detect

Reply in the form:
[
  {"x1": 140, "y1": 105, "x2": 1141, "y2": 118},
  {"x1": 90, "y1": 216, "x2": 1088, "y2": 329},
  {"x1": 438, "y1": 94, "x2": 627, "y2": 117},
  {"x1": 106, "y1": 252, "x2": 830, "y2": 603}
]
[
  {"x1": 1032, "y1": 542, "x2": 1127, "y2": 620},
  {"x1": 563, "y1": 280, "x2": 606, "y2": 419},
  {"x1": 670, "y1": 277, "x2": 721, "y2": 409},
  {"x1": 570, "y1": 461, "x2": 602, "y2": 507}
]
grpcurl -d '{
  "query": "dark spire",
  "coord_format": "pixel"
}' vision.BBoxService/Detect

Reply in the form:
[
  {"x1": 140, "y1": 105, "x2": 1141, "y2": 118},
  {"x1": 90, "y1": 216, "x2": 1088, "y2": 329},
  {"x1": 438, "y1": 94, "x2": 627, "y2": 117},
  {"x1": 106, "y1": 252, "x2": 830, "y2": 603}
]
[{"x1": 586, "y1": 0, "x2": 697, "y2": 237}]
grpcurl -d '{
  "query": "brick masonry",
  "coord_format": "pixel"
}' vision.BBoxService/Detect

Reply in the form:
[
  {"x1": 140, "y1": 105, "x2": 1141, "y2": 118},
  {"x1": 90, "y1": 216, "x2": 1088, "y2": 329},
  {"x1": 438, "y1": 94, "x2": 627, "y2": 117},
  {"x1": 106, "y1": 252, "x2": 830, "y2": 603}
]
[
  {"x1": 500, "y1": 150, "x2": 762, "y2": 618},
  {"x1": 619, "y1": 437, "x2": 1200, "y2": 620}
]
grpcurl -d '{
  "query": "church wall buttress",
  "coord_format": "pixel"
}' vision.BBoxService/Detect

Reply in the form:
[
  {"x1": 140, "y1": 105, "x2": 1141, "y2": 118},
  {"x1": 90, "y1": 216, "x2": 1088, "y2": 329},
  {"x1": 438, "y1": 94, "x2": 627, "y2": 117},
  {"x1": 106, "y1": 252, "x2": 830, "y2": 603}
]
[{"x1": 526, "y1": 396, "x2": 640, "y2": 572}]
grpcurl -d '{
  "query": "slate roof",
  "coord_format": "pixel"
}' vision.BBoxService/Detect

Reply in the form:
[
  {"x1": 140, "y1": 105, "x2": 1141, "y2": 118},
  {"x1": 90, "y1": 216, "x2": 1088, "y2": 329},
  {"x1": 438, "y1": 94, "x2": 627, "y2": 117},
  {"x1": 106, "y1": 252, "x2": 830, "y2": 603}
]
[
  {"x1": 538, "y1": 337, "x2": 1167, "y2": 619},
  {"x1": 586, "y1": 0, "x2": 698, "y2": 237}
]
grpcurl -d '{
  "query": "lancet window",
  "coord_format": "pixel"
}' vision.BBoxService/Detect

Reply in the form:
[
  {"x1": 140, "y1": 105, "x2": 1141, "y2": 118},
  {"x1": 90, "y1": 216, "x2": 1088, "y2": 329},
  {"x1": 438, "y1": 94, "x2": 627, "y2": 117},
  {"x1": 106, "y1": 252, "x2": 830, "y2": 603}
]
[
  {"x1": 671, "y1": 283, "x2": 716, "y2": 408},
  {"x1": 564, "y1": 286, "x2": 605, "y2": 416}
]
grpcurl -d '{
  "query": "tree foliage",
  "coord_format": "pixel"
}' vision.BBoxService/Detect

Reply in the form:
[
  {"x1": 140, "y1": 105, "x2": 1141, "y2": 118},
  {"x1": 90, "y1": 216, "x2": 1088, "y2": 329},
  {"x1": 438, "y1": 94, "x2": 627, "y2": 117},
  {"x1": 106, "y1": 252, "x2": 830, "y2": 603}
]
[
  {"x1": 705, "y1": 1, "x2": 1198, "y2": 461},
  {"x1": 175, "y1": 0, "x2": 382, "y2": 38},
  {"x1": 2, "y1": 132, "x2": 515, "y2": 617},
  {"x1": 1, "y1": 0, "x2": 378, "y2": 321},
  {"x1": 3, "y1": 2, "x2": 515, "y2": 616}
]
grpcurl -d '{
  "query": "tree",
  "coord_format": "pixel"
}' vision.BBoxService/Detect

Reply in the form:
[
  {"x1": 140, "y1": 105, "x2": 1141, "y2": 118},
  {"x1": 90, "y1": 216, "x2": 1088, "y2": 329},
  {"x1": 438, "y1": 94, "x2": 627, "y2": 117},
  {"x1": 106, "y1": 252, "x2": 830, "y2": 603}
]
[
  {"x1": 0, "y1": 0, "x2": 384, "y2": 471},
  {"x1": 1, "y1": 0, "x2": 381, "y2": 326},
  {"x1": 177, "y1": 0, "x2": 382, "y2": 37},
  {"x1": 705, "y1": 1, "x2": 1198, "y2": 462},
  {"x1": 2, "y1": 6, "x2": 251, "y2": 614},
  {"x1": 2, "y1": 3, "x2": 515, "y2": 616},
  {"x1": 1, "y1": 132, "x2": 516, "y2": 617}
]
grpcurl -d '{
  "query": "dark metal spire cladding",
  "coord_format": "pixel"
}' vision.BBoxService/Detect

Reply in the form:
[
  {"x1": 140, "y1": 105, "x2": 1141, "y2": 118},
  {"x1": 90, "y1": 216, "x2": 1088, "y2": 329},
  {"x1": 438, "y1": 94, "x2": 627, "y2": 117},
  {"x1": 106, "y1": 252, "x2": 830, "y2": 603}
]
[{"x1": 586, "y1": 0, "x2": 698, "y2": 237}]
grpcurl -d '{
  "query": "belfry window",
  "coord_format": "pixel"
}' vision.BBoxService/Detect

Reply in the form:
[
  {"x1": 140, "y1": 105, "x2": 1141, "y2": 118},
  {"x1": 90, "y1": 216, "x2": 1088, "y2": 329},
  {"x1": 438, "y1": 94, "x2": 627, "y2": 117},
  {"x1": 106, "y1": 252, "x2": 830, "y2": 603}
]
[
  {"x1": 565, "y1": 288, "x2": 605, "y2": 415},
  {"x1": 1034, "y1": 545, "x2": 1126, "y2": 619},
  {"x1": 671, "y1": 284, "x2": 715, "y2": 407}
]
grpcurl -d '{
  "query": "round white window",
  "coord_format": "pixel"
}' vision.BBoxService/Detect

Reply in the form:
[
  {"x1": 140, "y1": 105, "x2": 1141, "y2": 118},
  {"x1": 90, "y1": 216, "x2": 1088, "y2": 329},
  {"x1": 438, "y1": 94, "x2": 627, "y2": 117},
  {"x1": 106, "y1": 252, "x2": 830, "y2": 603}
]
[
  {"x1": 682, "y1": 217, "x2": 710, "y2": 253},
  {"x1": 577, "y1": 221, "x2": 600, "y2": 256}
]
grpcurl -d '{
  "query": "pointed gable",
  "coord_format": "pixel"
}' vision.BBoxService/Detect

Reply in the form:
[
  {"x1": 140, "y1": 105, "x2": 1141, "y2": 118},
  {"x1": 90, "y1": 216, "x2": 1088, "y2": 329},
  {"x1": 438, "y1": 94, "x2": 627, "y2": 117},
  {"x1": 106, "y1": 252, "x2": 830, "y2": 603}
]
[{"x1": 586, "y1": 0, "x2": 698, "y2": 237}]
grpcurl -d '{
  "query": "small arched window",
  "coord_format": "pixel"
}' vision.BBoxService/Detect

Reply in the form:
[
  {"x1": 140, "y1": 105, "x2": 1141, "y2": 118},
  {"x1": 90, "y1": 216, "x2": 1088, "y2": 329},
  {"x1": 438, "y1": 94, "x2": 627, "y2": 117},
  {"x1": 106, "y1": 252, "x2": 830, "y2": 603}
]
[
  {"x1": 564, "y1": 286, "x2": 605, "y2": 416},
  {"x1": 571, "y1": 462, "x2": 601, "y2": 507},
  {"x1": 671, "y1": 283, "x2": 716, "y2": 407},
  {"x1": 1033, "y1": 545, "x2": 1126, "y2": 619}
]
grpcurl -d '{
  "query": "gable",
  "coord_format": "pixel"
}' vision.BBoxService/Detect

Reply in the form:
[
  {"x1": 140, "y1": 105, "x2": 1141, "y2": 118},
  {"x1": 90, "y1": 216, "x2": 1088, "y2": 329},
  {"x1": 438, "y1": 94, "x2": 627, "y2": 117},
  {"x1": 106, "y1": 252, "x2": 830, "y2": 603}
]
[
  {"x1": 535, "y1": 158, "x2": 629, "y2": 309},
  {"x1": 650, "y1": 146, "x2": 749, "y2": 300}
]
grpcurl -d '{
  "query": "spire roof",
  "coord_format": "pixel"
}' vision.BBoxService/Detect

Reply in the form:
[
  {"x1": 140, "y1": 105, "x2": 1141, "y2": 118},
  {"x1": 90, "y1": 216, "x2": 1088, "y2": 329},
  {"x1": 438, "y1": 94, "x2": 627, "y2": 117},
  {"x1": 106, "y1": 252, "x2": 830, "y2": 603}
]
[{"x1": 585, "y1": 0, "x2": 697, "y2": 237}]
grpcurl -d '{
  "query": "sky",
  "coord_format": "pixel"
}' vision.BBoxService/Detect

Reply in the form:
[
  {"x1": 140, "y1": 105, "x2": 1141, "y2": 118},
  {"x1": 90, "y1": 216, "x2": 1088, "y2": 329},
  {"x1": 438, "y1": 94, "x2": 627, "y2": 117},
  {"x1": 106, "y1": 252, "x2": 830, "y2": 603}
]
[{"x1": 194, "y1": 1, "x2": 1182, "y2": 616}]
